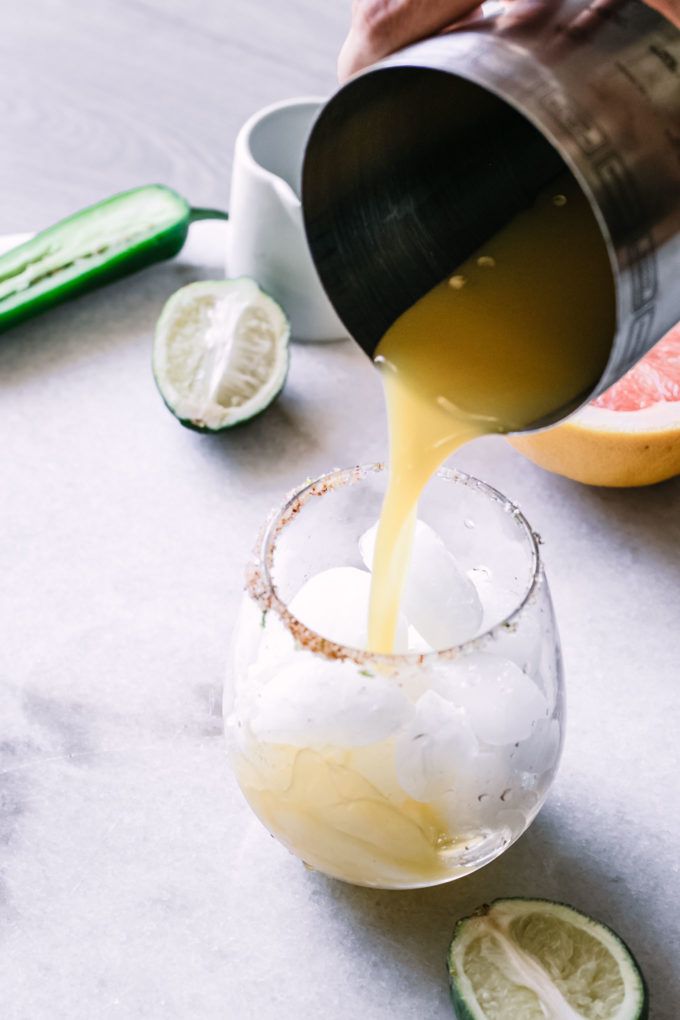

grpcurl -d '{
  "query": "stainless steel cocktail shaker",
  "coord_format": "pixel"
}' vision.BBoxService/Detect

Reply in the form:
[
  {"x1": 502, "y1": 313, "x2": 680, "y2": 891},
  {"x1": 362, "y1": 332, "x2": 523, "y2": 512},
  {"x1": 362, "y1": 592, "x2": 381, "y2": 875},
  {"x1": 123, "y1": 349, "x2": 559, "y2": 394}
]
[{"x1": 302, "y1": 0, "x2": 680, "y2": 426}]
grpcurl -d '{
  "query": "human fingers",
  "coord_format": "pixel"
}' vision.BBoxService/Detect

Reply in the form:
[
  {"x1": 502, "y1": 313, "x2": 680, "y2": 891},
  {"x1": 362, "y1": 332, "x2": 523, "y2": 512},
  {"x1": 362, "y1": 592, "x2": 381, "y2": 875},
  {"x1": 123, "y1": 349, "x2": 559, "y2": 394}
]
[{"x1": 338, "y1": 0, "x2": 485, "y2": 81}]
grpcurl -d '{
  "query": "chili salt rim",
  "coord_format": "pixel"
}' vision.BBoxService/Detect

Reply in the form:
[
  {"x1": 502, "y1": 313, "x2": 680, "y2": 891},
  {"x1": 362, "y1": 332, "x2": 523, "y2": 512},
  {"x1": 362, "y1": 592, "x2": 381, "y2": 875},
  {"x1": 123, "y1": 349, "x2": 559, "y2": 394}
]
[{"x1": 245, "y1": 463, "x2": 543, "y2": 666}]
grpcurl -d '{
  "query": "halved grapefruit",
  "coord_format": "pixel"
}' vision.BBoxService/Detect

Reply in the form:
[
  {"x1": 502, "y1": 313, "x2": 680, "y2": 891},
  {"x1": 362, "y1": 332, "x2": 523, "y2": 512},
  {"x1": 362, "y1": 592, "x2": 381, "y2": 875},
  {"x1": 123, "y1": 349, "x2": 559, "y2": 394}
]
[{"x1": 510, "y1": 324, "x2": 680, "y2": 487}]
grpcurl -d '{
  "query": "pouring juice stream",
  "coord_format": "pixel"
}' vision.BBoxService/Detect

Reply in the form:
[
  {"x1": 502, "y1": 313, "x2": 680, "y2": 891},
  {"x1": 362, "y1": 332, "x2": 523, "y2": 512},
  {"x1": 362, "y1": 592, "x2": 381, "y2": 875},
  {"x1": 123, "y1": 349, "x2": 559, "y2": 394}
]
[{"x1": 368, "y1": 172, "x2": 615, "y2": 652}]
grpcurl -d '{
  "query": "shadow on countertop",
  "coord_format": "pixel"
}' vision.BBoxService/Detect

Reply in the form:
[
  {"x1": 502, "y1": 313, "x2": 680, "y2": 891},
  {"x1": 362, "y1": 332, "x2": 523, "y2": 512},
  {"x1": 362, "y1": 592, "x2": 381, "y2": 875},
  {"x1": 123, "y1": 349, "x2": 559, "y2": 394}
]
[{"x1": 307, "y1": 805, "x2": 676, "y2": 1019}]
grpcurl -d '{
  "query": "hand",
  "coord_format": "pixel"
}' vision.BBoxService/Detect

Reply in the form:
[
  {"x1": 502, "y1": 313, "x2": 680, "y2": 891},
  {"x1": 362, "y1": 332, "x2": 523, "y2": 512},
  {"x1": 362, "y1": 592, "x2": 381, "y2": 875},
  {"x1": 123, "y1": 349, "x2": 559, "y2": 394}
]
[
  {"x1": 645, "y1": 0, "x2": 680, "y2": 25},
  {"x1": 338, "y1": 0, "x2": 680, "y2": 81},
  {"x1": 338, "y1": 0, "x2": 483, "y2": 81}
]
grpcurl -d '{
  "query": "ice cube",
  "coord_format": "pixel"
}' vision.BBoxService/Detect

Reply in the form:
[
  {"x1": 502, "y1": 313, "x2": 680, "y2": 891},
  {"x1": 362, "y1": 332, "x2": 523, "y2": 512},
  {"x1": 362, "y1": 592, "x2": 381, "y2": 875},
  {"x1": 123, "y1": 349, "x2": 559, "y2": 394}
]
[
  {"x1": 468, "y1": 567, "x2": 520, "y2": 632},
  {"x1": 436, "y1": 745, "x2": 516, "y2": 828},
  {"x1": 432, "y1": 652, "x2": 549, "y2": 745},
  {"x1": 485, "y1": 610, "x2": 542, "y2": 676},
  {"x1": 257, "y1": 610, "x2": 296, "y2": 666},
  {"x1": 536, "y1": 636, "x2": 560, "y2": 712},
  {"x1": 360, "y1": 520, "x2": 483, "y2": 650},
  {"x1": 289, "y1": 566, "x2": 408, "y2": 652},
  {"x1": 250, "y1": 655, "x2": 413, "y2": 748},
  {"x1": 234, "y1": 611, "x2": 297, "y2": 721},
  {"x1": 231, "y1": 595, "x2": 267, "y2": 690},
  {"x1": 510, "y1": 717, "x2": 561, "y2": 778},
  {"x1": 407, "y1": 625, "x2": 433, "y2": 654},
  {"x1": 394, "y1": 689, "x2": 478, "y2": 802}
]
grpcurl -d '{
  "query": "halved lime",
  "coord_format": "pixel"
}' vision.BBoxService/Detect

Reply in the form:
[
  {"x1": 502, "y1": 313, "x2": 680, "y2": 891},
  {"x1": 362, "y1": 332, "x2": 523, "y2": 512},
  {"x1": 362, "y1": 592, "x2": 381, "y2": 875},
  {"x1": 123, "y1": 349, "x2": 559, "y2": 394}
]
[
  {"x1": 153, "y1": 278, "x2": 290, "y2": 432},
  {"x1": 448, "y1": 898, "x2": 648, "y2": 1020}
]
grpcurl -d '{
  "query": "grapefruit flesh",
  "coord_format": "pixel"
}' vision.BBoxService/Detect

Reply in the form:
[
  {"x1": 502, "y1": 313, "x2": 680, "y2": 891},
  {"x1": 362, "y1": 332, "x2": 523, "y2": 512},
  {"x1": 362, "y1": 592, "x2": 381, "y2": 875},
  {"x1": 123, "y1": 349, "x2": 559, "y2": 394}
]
[
  {"x1": 510, "y1": 324, "x2": 680, "y2": 487},
  {"x1": 593, "y1": 328, "x2": 680, "y2": 411}
]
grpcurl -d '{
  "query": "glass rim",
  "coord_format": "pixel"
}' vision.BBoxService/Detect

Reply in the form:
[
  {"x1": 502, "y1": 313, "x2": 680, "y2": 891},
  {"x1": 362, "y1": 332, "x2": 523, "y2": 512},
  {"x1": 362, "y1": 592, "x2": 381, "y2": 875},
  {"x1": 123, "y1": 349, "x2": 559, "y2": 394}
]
[{"x1": 246, "y1": 463, "x2": 543, "y2": 666}]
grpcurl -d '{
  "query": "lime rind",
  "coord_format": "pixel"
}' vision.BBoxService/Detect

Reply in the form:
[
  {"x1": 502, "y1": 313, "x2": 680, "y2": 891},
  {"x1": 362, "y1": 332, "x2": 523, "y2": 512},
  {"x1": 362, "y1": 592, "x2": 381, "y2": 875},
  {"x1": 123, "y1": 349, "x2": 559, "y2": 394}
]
[
  {"x1": 448, "y1": 898, "x2": 648, "y2": 1020},
  {"x1": 153, "y1": 278, "x2": 290, "y2": 432}
]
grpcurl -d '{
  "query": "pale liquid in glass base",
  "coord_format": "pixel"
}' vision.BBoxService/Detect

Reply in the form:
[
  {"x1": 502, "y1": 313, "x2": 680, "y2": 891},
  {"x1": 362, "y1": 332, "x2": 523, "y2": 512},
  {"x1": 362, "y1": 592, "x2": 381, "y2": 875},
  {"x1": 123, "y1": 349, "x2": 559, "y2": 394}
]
[
  {"x1": 237, "y1": 173, "x2": 613, "y2": 885},
  {"x1": 236, "y1": 742, "x2": 475, "y2": 887}
]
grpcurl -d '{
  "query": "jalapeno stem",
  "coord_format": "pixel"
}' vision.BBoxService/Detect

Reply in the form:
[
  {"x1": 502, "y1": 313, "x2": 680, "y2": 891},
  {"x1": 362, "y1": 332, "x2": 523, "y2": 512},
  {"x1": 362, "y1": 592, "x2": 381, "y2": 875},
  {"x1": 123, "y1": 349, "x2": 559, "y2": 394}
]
[{"x1": 189, "y1": 208, "x2": 229, "y2": 222}]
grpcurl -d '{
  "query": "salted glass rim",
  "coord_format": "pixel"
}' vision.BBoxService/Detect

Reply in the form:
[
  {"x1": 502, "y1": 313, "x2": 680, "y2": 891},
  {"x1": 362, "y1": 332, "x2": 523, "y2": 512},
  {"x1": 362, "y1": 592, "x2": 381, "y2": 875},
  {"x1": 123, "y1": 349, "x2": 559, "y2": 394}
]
[{"x1": 248, "y1": 463, "x2": 542, "y2": 666}]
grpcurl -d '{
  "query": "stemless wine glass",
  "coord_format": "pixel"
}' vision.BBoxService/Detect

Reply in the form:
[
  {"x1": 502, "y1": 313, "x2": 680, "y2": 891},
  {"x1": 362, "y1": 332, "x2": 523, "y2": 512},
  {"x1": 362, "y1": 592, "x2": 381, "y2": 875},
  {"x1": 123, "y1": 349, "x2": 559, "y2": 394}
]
[{"x1": 225, "y1": 464, "x2": 564, "y2": 889}]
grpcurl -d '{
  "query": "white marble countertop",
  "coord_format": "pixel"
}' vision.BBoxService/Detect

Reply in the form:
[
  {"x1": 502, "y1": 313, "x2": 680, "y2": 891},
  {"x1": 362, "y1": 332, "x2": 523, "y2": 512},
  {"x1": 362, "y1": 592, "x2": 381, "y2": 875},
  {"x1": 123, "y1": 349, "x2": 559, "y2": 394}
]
[{"x1": 3, "y1": 3, "x2": 680, "y2": 1018}]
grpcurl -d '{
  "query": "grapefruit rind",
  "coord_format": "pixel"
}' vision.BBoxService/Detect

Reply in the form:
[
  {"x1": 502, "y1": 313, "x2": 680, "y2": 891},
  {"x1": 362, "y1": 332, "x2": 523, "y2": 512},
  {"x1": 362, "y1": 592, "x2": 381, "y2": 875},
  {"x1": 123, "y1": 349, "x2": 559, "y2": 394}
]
[
  {"x1": 509, "y1": 401, "x2": 680, "y2": 487},
  {"x1": 509, "y1": 326, "x2": 680, "y2": 486}
]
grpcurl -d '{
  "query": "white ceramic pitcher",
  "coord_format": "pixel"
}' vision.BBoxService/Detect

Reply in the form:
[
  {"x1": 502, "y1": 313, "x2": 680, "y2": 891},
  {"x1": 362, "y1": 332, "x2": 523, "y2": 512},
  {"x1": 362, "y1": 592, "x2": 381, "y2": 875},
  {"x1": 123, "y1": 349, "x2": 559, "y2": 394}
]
[{"x1": 225, "y1": 98, "x2": 347, "y2": 342}]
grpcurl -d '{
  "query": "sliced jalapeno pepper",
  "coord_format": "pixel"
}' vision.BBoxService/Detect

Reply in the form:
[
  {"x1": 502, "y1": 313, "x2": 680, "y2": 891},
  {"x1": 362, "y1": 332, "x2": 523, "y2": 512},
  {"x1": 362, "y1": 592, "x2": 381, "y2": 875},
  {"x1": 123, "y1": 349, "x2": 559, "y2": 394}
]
[{"x1": 0, "y1": 184, "x2": 228, "y2": 333}]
